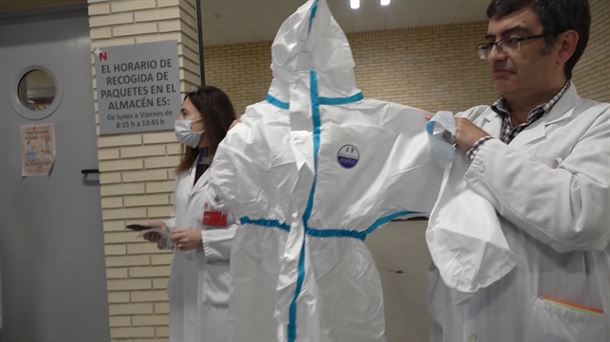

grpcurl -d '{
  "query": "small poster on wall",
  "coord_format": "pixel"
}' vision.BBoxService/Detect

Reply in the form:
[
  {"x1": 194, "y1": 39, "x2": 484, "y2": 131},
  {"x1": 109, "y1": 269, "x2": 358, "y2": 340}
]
[
  {"x1": 21, "y1": 123, "x2": 56, "y2": 176},
  {"x1": 94, "y1": 40, "x2": 181, "y2": 135}
]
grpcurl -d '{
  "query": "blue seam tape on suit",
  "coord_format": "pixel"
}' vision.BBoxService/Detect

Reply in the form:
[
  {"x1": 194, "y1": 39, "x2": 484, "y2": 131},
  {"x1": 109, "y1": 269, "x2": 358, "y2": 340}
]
[
  {"x1": 239, "y1": 216, "x2": 291, "y2": 233},
  {"x1": 318, "y1": 92, "x2": 364, "y2": 105},
  {"x1": 287, "y1": 70, "x2": 321, "y2": 342},
  {"x1": 364, "y1": 211, "x2": 420, "y2": 235},
  {"x1": 308, "y1": 0, "x2": 319, "y2": 33},
  {"x1": 239, "y1": 214, "x2": 425, "y2": 241},
  {"x1": 266, "y1": 92, "x2": 364, "y2": 110},
  {"x1": 305, "y1": 227, "x2": 366, "y2": 240},
  {"x1": 304, "y1": 211, "x2": 421, "y2": 240},
  {"x1": 266, "y1": 94, "x2": 290, "y2": 110}
]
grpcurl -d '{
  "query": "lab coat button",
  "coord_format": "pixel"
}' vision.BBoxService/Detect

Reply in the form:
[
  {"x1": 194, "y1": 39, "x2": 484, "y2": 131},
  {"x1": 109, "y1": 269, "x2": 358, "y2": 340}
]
[{"x1": 468, "y1": 335, "x2": 478, "y2": 342}]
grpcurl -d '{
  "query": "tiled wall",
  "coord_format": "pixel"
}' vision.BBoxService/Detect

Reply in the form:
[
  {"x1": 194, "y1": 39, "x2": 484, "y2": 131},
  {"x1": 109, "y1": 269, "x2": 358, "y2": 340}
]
[{"x1": 89, "y1": 0, "x2": 608, "y2": 340}]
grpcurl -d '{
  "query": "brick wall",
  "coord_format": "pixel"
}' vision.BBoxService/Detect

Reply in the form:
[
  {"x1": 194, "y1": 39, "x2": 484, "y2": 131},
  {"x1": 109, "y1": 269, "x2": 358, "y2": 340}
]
[
  {"x1": 204, "y1": 23, "x2": 497, "y2": 115},
  {"x1": 206, "y1": 2, "x2": 608, "y2": 114},
  {"x1": 89, "y1": 0, "x2": 608, "y2": 340},
  {"x1": 87, "y1": 0, "x2": 199, "y2": 340}
]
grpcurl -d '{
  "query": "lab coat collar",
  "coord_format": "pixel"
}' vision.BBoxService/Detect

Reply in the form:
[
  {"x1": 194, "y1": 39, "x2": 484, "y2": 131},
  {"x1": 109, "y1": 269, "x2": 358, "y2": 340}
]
[
  {"x1": 188, "y1": 162, "x2": 210, "y2": 197},
  {"x1": 542, "y1": 82, "x2": 581, "y2": 126},
  {"x1": 510, "y1": 83, "x2": 581, "y2": 147},
  {"x1": 482, "y1": 83, "x2": 582, "y2": 148}
]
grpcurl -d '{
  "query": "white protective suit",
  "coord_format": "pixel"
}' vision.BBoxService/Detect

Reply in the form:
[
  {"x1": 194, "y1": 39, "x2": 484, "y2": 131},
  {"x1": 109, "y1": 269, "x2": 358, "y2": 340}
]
[
  {"x1": 209, "y1": 98, "x2": 309, "y2": 342},
  {"x1": 426, "y1": 112, "x2": 515, "y2": 294},
  {"x1": 428, "y1": 85, "x2": 610, "y2": 342},
  {"x1": 166, "y1": 165, "x2": 237, "y2": 342},
  {"x1": 208, "y1": 1, "x2": 446, "y2": 341}
]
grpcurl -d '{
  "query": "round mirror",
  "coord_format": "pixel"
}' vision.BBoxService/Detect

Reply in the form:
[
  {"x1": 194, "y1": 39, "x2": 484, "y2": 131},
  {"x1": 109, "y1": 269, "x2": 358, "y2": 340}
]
[{"x1": 18, "y1": 69, "x2": 56, "y2": 111}]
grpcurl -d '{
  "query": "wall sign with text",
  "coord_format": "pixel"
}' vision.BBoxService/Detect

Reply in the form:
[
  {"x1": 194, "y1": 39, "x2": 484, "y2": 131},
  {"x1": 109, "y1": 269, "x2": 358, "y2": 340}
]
[{"x1": 94, "y1": 41, "x2": 181, "y2": 135}]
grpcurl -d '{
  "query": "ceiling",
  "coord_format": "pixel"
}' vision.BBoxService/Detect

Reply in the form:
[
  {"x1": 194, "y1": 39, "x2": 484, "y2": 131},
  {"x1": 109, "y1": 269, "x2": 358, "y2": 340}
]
[
  {"x1": 0, "y1": 0, "x2": 85, "y2": 13},
  {"x1": 201, "y1": 0, "x2": 490, "y2": 46},
  {"x1": 0, "y1": 0, "x2": 490, "y2": 46}
]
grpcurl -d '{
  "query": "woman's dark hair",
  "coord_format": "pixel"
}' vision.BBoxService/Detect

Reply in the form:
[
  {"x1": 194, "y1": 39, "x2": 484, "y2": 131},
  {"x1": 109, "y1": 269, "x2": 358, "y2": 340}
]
[
  {"x1": 486, "y1": 0, "x2": 590, "y2": 79},
  {"x1": 176, "y1": 85, "x2": 236, "y2": 173}
]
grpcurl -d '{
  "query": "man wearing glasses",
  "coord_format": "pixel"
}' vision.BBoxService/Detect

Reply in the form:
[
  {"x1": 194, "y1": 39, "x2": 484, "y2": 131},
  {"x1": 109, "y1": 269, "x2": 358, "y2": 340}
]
[{"x1": 427, "y1": 1, "x2": 609, "y2": 341}]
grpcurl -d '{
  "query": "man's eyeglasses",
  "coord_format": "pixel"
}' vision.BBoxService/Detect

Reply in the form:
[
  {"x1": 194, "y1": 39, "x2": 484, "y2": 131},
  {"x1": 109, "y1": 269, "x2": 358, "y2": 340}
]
[{"x1": 477, "y1": 34, "x2": 547, "y2": 59}]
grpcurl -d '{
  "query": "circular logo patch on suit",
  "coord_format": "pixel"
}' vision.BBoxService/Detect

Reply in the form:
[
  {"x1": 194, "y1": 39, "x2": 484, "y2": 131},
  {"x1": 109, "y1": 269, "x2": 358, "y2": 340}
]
[{"x1": 337, "y1": 144, "x2": 359, "y2": 169}]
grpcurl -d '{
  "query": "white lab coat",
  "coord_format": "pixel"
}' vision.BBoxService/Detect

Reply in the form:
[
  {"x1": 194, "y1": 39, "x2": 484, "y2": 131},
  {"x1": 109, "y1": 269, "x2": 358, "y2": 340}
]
[
  {"x1": 428, "y1": 84, "x2": 610, "y2": 342},
  {"x1": 166, "y1": 164, "x2": 237, "y2": 342}
]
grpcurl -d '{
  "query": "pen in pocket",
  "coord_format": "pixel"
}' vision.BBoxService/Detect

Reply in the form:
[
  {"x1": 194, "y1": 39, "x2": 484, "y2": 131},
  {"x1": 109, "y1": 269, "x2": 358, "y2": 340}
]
[{"x1": 541, "y1": 295, "x2": 604, "y2": 315}]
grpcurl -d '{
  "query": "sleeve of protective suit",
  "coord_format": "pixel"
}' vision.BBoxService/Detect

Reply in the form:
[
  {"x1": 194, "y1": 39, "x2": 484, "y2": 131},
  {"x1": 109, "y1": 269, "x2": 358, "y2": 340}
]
[
  {"x1": 206, "y1": 121, "x2": 257, "y2": 213},
  {"x1": 200, "y1": 159, "x2": 240, "y2": 263},
  {"x1": 464, "y1": 108, "x2": 610, "y2": 253},
  {"x1": 201, "y1": 225, "x2": 237, "y2": 263},
  {"x1": 207, "y1": 115, "x2": 271, "y2": 216}
]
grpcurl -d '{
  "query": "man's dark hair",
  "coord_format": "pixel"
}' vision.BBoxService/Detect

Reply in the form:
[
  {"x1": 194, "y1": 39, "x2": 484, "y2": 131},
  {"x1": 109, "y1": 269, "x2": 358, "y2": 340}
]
[{"x1": 486, "y1": 0, "x2": 590, "y2": 79}]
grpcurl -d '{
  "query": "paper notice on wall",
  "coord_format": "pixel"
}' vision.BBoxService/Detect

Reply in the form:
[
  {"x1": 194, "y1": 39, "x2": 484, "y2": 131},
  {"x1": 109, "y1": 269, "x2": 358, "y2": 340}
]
[
  {"x1": 21, "y1": 123, "x2": 56, "y2": 176},
  {"x1": 94, "y1": 41, "x2": 181, "y2": 135}
]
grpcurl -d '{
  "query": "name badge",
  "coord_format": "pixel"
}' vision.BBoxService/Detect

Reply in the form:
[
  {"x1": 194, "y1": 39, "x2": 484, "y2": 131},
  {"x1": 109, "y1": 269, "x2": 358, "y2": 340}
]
[{"x1": 203, "y1": 210, "x2": 228, "y2": 228}]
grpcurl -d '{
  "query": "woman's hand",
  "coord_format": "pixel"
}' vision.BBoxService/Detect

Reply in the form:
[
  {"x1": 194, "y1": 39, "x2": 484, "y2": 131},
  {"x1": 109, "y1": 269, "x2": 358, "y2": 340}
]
[
  {"x1": 143, "y1": 231, "x2": 161, "y2": 242},
  {"x1": 171, "y1": 229, "x2": 203, "y2": 251},
  {"x1": 142, "y1": 221, "x2": 167, "y2": 249}
]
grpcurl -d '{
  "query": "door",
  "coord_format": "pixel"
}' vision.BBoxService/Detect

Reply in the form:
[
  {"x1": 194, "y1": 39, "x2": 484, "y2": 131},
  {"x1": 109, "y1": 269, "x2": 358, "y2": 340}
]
[{"x1": 0, "y1": 10, "x2": 110, "y2": 342}]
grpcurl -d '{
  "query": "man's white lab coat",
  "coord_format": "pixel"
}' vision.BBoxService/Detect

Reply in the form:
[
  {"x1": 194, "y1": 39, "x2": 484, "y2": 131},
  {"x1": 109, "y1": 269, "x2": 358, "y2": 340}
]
[{"x1": 428, "y1": 85, "x2": 610, "y2": 342}]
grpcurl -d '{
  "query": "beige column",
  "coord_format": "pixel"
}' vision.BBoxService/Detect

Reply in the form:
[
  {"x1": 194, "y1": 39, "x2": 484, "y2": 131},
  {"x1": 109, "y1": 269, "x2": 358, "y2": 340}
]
[{"x1": 87, "y1": 0, "x2": 200, "y2": 340}]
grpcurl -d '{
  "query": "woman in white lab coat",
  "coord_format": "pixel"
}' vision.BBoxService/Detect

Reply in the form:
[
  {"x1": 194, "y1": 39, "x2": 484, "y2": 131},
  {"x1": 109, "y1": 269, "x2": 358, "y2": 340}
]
[{"x1": 143, "y1": 85, "x2": 237, "y2": 342}]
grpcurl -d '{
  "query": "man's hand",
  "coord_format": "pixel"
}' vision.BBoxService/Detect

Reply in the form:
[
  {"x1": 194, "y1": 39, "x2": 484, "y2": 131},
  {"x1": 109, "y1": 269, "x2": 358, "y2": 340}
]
[
  {"x1": 171, "y1": 229, "x2": 203, "y2": 251},
  {"x1": 424, "y1": 114, "x2": 490, "y2": 151},
  {"x1": 454, "y1": 117, "x2": 489, "y2": 151}
]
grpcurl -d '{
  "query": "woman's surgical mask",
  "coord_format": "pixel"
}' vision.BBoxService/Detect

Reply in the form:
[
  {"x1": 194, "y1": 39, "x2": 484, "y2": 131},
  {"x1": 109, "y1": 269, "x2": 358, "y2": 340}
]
[{"x1": 174, "y1": 119, "x2": 204, "y2": 148}]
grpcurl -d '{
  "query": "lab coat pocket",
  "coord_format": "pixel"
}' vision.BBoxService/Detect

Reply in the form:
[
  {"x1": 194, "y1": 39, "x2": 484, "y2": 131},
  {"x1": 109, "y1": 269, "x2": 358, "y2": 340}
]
[{"x1": 526, "y1": 296, "x2": 606, "y2": 342}]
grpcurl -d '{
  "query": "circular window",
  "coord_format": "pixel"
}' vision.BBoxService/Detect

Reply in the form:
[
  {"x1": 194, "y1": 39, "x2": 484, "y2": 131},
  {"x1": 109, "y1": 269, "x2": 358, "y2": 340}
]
[
  {"x1": 18, "y1": 69, "x2": 56, "y2": 111},
  {"x1": 11, "y1": 65, "x2": 62, "y2": 120}
]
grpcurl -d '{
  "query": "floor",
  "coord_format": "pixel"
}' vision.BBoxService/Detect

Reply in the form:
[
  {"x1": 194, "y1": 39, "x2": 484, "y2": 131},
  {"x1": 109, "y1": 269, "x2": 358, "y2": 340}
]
[{"x1": 365, "y1": 219, "x2": 432, "y2": 342}]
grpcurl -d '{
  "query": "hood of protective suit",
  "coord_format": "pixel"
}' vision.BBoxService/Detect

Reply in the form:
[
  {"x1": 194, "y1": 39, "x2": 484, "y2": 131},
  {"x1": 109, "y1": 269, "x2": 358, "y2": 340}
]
[{"x1": 268, "y1": 0, "x2": 359, "y2": 102}]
